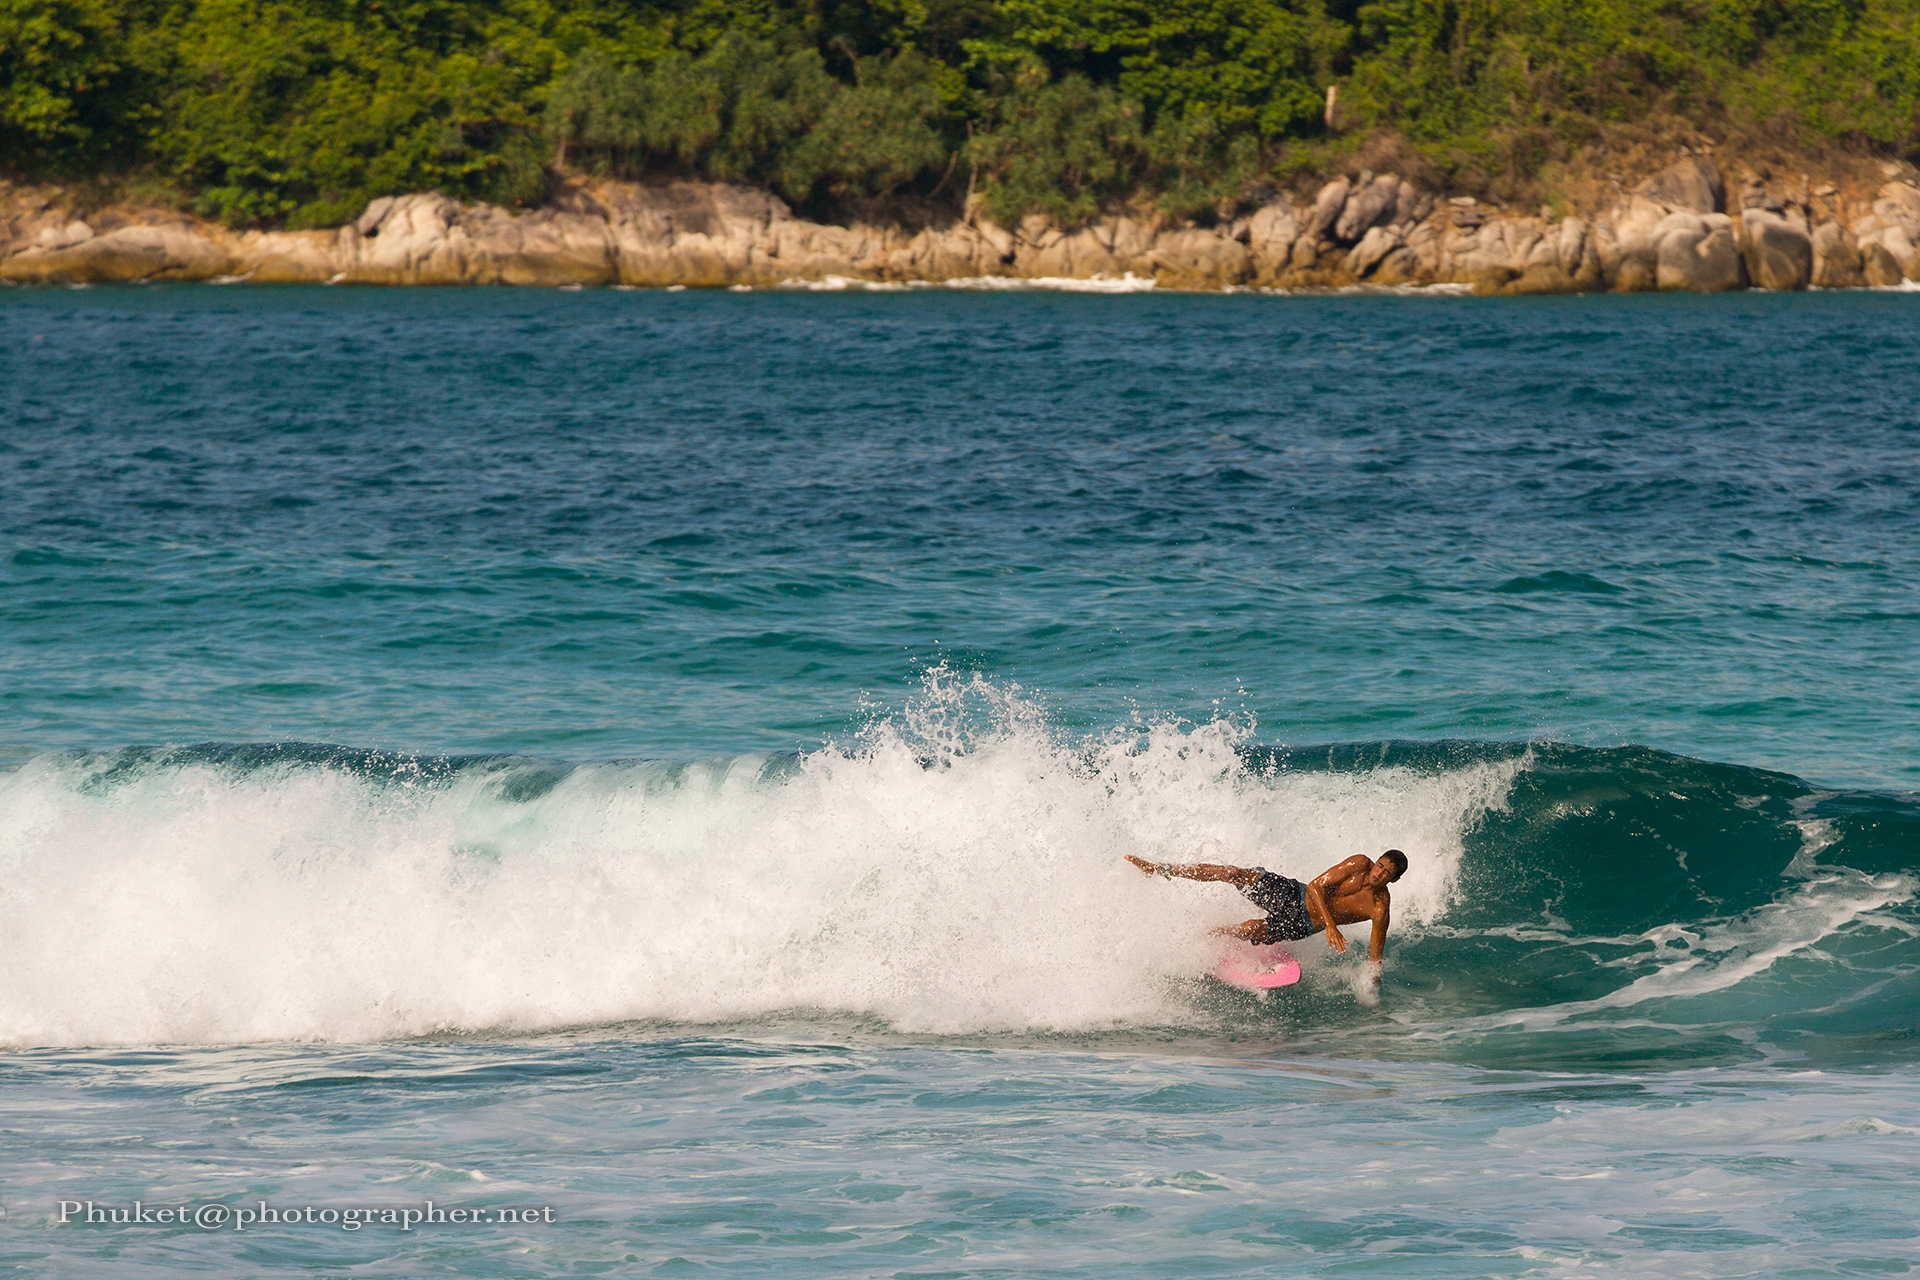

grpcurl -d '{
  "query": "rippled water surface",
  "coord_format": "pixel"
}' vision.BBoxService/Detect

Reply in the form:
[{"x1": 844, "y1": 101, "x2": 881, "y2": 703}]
[{"x1": 3, "y1": 286, "x2": 1918, "y2": 1277}]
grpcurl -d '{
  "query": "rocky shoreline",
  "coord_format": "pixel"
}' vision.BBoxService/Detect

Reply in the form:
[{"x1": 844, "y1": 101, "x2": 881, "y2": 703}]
[{"x1": 4, "y1": 157, "x2": 1918, "y2": 293}]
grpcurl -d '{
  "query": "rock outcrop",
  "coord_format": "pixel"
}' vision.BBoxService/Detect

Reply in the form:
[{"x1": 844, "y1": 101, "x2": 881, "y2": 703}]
[
  {"x1": 1811, "y1": 221, "x2": 1864, "y2": 289},
  {"x1": 1850, "y1": 180, "x2": 1920, "y2": 284},
  {"x1": 1742, "y1": 209, "x2": 1813, "y2": 291},
  {"x1": 5, "y1": 159, "x2": 1919, "y2": 293},
  {"x1": 1656, "y1": 213, "x2": 1742, "y2": 293},
  {"x1": 1641, "y1": 157, "x2": 1725, "y2": 216}
]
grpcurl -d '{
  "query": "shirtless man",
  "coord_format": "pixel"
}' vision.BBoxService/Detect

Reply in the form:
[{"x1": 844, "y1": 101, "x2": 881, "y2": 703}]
[{"x1": 1124, "y1": 850, "x2": 1408, "y2": 963}]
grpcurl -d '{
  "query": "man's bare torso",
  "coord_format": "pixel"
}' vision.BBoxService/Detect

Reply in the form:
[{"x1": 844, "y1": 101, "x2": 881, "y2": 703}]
[{"x1": 1310, "y1": 857, "x2": 1389, "y2": 927}]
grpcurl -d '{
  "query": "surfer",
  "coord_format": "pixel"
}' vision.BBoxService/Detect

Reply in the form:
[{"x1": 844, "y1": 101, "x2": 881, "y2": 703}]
[{"x1": 1124, "y1": 850, "x2": 1408, "y2": 962}]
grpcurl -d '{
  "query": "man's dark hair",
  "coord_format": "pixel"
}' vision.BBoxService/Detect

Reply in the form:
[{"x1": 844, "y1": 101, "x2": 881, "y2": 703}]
[{"x1": 1380, "y1": 849, "x2": 1409, "y2": 878}]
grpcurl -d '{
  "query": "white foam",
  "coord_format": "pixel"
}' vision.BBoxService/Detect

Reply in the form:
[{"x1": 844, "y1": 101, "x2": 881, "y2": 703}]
[
  {"x1": 687, "y1": 274, "x2": 1497, "y2": 295},
  {"x1": 0, "y1": 675, "x2": 1515, "y2": 1047},
  {"x1": 1815, "y1": 1115, "x2": 1920, "y2": 1137},
  {"x1": 769, "y1": 273, "x2": 1158, "y2": 294},
  {"x1": 1217, "y1": 281, "x2": 1477, "y2": 298},
  {"x1": 1580, "y1": 869, "x2": 1912, "y2": 1006},
  {"x1": 940, "y1": 273, "x2": 1158, "y2": 293},
  {"x1": 1336, "y1": 281, "x2": 1477, "y2": 297}
]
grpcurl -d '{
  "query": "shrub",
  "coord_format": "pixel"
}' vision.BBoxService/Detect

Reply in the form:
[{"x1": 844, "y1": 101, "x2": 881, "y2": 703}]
[
  {"x1": 0, "y1": 0, "x2": 151, "y2": 166},
  {"x1": 965, "y1": 70, "x2": 1145, "y2": 223},
  {"x1": 152, "y1": 0, "x2": 546, "y2": 226},
  {"x1": 547, "y1": 38, "x2": 949, "y2": 203}
]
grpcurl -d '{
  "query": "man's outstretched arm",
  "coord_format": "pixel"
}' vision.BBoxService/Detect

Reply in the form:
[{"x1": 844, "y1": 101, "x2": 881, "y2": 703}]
[{"x1": 1125, "y1": 854, "x2": 1261, "y2": 890}]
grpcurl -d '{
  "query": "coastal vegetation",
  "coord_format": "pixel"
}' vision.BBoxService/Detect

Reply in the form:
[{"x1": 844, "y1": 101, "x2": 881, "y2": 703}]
[{"x1": 4, "y1": 0, "x2": 1919, "y2": 227}]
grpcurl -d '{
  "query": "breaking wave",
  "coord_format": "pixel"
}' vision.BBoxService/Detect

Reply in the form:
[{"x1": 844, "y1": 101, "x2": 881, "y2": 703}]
[{"x1": 2, "y1": 676, "x2": 1913, "y2": 1061}]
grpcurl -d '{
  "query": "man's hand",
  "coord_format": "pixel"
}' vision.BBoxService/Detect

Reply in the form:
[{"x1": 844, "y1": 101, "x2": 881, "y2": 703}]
[
  {"x1": 1124, "y1": 854, "x2": 1162, "y2": 877},
  {"x1": 1324, "y1": 927, "x2": 1348, "y2": 953}
]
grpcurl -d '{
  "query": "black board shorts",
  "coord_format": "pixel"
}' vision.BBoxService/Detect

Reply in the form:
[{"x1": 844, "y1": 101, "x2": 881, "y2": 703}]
[{"x1": 1242, "y1": 870, "x2": 1316, "y2": 943}]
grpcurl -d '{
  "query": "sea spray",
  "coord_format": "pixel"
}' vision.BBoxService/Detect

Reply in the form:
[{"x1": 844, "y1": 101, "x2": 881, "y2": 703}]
[{"x1": 0, "y1": 676, "x2": 1516, "y2": 1047}]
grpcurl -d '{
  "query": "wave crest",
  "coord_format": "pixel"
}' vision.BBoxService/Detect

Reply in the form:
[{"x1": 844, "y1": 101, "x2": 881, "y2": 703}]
[{"x1": 0, "y1": 676, "x2": 1514, "y2": 1046}]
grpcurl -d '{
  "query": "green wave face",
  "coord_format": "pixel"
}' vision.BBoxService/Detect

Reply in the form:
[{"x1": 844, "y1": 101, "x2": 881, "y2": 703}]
[{"x1": 1266, "y1": 743, "x2": 1920, "y2": 1069}]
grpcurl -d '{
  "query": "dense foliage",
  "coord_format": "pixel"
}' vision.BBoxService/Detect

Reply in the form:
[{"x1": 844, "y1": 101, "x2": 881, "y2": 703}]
[{"x1": 3, "y1": 0, "x2": 1917, "y2": 226}]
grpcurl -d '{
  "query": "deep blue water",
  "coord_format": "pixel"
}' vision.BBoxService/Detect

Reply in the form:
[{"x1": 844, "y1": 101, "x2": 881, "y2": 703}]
[{"x1": 2, "y1": 285, "x2": 1918, "y2": 1277}]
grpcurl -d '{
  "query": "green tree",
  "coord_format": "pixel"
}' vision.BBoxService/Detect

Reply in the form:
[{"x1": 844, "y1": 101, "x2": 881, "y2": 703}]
[
  {"x1": 781, "y1": 51, "x2": 950, "y2": 197},
  {"x1": 990, "y1": 0, "x2": 1338, "y2": 134},
  {"x1": 152, "y1": 0, "x2": 548, "y2": 225},
  {"x1": 965, "y1": 69, "x2": 1144, "y2": 222},
  {"x1": 547, "y1": 37, "x2": 950, "y2": 203},
  {"x1": 1, "y1": 0, "x2": 150, "y2": 165}
]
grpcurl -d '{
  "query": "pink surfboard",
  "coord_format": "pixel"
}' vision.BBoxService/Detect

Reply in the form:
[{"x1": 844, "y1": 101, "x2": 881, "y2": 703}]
[{"x1": 1212, "y1": 942, "x2": 1302, "y2": 991}]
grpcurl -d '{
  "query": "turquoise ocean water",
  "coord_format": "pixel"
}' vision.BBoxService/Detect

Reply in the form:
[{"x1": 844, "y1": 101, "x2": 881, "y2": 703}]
[{"x1": 3, "y1": 285, "x2": 1918, "y2": 1276}]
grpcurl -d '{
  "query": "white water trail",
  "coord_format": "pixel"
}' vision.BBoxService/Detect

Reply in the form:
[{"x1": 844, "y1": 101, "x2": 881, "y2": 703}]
[{"x1": 0, "y1": 677, "x2": 1517, "y2": 1047}]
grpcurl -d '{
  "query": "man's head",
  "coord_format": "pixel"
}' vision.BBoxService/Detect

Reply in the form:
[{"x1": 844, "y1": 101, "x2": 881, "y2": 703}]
[{"x1": 1372, "y1": 849, "x2": 1408, "y2": 884}]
